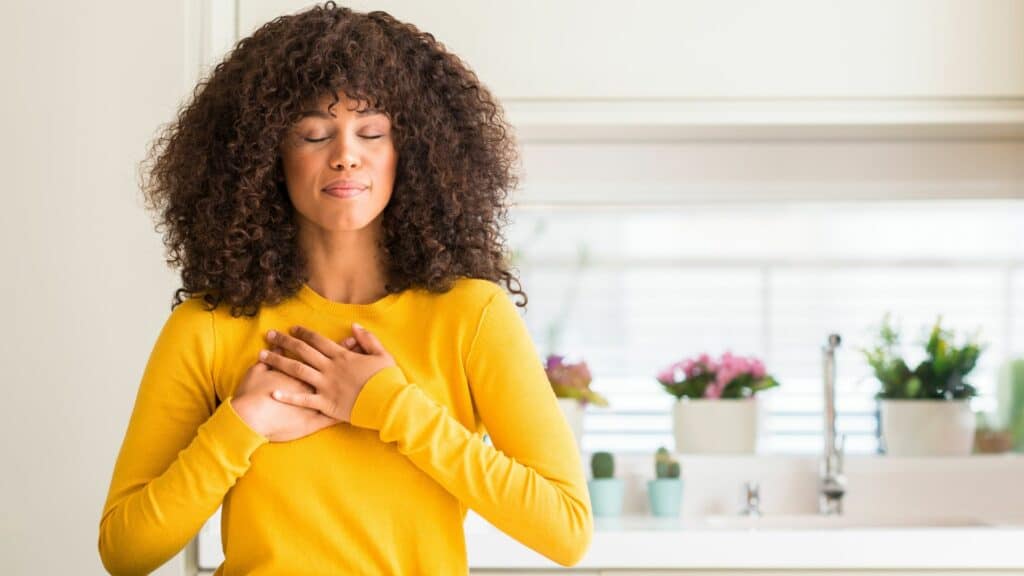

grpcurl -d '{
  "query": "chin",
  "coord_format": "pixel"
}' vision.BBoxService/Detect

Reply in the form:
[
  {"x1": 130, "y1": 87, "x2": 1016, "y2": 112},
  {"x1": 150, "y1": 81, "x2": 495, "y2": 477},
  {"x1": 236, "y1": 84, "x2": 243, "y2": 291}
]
[{"x1": 323, "y1": 215, "x2": 379, "y2": 232}]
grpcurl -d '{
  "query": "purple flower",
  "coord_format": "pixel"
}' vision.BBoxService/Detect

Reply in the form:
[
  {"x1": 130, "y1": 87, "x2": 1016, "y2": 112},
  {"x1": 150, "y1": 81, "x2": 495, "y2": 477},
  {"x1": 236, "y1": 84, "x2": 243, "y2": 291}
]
[
  {"x1": 545, "y1": 354, "x2": 592, "y2": 389},
  {"x1": 545, "y1": 354, "x2": 565, "y2": 371}
]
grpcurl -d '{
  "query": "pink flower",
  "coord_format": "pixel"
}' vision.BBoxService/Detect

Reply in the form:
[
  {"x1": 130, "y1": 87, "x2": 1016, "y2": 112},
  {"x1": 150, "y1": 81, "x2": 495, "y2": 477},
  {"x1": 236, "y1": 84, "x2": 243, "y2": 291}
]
[
  {"x1": 658, "y1": 351, "x2": 774, "y2": 400},
  {"x1": 657, "y1": 364, "x2": 677, "y2": 384},
  {"x1": 704, "y1": 380, "x2": 724, "y2": 399},
  {"x1": 751, "y1": 359, "x2": 766, "y2": 379},
  {"x1": 684, "y1": 354, "x2": 717, "y2": 378}
]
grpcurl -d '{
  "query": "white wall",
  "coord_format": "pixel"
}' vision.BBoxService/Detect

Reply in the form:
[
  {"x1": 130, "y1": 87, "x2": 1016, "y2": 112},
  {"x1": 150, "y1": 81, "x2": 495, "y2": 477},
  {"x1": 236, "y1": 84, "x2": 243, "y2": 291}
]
[{"x1": 1, "y1": 2, "x2": 192, "y2": 574}]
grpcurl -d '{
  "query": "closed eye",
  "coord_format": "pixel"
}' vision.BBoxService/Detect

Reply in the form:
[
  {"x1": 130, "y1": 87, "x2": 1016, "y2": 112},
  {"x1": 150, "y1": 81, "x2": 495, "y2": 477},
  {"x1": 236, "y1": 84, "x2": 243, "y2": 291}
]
[{"x1": 302, "y1": 135, "x2": 382, "y2": 142}]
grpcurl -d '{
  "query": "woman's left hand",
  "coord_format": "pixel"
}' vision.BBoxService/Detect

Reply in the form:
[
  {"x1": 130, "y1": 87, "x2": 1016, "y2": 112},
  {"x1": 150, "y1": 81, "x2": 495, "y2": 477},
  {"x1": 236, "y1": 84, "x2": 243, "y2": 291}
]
[{"x1": 259, "y1": 322, "x2": 396, "y2": 423}]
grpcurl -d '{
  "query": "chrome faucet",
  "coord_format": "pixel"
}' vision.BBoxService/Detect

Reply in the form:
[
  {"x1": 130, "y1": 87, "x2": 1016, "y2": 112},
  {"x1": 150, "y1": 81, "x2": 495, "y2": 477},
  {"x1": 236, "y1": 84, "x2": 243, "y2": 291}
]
[
  {"x1": 740, "y1": 481, "x2": 761, "y2": 517},
  {"x1": 820, "y1": 334, "x2": 846, "y2": 515}
]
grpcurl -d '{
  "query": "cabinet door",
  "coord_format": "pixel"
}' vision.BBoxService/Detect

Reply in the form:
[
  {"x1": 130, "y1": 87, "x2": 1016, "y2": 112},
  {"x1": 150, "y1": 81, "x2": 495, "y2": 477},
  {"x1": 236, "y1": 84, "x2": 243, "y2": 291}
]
[{"x1": 237, "y1": 0, "x2": 1024, "y2": 101}]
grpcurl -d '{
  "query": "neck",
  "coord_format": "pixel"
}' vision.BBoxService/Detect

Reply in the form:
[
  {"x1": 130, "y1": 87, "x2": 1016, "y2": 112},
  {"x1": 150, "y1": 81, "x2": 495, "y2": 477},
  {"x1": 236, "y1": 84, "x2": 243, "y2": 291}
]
[{"x1": 298, "y1": 219, "x2": 389, "y2": 305}]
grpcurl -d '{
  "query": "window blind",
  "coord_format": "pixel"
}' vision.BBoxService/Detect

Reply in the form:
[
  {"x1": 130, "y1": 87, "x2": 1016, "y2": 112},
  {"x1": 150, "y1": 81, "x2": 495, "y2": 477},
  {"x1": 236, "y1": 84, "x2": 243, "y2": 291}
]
[{"x1": 508, "y1": 200, "x2": 1024, "y2": 454}]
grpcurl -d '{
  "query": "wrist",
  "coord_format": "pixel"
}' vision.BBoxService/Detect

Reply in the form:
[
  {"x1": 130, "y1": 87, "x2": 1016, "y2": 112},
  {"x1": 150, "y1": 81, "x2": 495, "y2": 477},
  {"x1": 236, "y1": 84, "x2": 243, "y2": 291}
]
[{"x1": 231, "y1": 395, "x2": 269, "y2": 438}]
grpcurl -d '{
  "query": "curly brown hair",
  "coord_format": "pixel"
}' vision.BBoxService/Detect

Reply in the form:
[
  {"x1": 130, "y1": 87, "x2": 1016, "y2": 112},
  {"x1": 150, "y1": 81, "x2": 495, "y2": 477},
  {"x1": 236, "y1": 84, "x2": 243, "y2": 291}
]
[{"x1": 141, "y1": 1, "x2": 526, "y2": 317}]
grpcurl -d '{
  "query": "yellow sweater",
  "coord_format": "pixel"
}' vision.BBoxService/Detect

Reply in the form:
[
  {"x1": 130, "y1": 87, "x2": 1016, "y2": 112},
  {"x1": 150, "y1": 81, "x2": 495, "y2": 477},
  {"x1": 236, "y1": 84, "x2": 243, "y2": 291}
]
[{"x1": 99, "y1": 278, "x2": 592, "y2": 575}]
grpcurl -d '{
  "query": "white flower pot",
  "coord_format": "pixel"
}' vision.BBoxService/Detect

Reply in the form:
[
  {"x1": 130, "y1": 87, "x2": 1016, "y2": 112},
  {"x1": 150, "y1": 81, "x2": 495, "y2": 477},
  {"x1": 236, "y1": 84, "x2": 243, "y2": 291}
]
[
  {"x1": 672, "y1": 397, "x2": 759, "y2": 454},
  {"x1": 879, "y1": 399, "x2": 976, "y2": 456},
  {"x1": 557, "y1": 398, "x2": 584, "y2": 449}
]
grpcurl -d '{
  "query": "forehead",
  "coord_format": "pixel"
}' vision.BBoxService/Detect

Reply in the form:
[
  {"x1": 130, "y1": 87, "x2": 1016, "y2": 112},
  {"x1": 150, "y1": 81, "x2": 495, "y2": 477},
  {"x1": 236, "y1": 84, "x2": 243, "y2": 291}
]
[{"x1": 300, "y1": 92, "x2": 382, "y2": 119}]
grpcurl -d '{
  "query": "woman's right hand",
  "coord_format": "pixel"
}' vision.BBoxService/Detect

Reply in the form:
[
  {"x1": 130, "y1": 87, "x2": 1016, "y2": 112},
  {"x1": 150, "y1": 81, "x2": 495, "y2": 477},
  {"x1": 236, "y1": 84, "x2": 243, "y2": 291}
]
[{"x1": 230, "y1": 349, "x2": 339, "y2": 442}]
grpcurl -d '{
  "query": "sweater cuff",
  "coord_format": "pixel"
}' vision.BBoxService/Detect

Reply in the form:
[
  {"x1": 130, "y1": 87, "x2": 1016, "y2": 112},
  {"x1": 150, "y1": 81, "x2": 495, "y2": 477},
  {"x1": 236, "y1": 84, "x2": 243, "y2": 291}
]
[
  {"x1": 350, "y1": 365, "x2": 409, "y2": 431},
  {"x1": 205, "y1": 397, "x2": 270, "y2": 458}
]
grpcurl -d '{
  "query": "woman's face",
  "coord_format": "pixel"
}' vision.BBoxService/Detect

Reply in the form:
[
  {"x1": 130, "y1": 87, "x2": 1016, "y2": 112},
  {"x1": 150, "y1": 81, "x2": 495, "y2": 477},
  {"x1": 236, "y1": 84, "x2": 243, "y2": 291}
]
[{"x1": 279, "y1": 92, "x2": 397, "y2": 234}]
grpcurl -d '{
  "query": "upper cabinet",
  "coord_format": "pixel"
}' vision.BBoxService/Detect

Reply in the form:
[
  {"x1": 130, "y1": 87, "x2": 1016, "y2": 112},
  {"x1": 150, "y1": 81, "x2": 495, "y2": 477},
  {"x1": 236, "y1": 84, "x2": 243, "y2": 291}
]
[{"x1": 232, "y1": 0, "x2": 1024, "y2": 140}]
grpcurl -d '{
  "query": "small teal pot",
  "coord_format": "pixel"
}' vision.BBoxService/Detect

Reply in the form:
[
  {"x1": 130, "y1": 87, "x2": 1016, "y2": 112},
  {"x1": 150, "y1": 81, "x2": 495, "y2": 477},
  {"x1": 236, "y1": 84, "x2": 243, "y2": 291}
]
[
  {"x1": 587, "y1": 478, "x2": 624, "y2": 517},
  {"x1": 647, "y1": 478, "x2": 683, "y2": 517}
]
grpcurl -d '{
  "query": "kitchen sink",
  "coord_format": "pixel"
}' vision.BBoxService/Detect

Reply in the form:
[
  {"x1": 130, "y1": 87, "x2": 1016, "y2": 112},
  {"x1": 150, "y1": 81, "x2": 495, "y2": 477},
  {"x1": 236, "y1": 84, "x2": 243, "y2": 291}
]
[{"x1": 700, "y1": 514, "x2": 992, "y2": 530}]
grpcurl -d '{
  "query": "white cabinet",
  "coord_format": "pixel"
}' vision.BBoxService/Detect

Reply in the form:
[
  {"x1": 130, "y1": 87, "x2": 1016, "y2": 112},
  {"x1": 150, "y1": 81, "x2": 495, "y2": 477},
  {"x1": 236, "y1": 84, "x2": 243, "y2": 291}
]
[
  {"x1": 232, "y1": 1, "x2": 1024, "y2": 140},
  {"x1": 238, "y1": 0, "x2": 1024, "y2": 100}
]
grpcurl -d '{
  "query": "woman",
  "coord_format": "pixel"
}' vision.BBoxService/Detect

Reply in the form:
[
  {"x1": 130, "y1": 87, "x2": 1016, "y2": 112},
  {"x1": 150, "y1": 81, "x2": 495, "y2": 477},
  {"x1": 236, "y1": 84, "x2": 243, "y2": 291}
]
[{"x1": 98, "y1": 3, "x2": 592, "y2": 574}]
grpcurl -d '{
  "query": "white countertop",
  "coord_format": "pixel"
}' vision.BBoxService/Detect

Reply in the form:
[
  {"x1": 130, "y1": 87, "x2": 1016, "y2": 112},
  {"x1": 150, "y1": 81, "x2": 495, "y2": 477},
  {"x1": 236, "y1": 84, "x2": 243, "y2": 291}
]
[{"x1": 465, "y1": 515, "x2": 1024, "y2": 570}]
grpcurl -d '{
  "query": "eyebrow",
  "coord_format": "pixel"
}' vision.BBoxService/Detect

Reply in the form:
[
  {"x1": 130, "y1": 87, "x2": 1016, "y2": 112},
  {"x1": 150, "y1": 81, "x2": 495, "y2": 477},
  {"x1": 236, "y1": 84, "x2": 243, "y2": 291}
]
[{"x1": 298, "y1": 108, "x2": 383, "y2": 119}]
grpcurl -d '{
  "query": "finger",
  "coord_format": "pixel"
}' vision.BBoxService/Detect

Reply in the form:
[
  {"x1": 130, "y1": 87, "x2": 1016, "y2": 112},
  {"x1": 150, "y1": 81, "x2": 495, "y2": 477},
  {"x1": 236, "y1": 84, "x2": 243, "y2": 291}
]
[
  {"x1": 271, "y1": 389, "x2": 327, "y2": 413},
  {"x1": 267, "y1": 329, "x2": 330, "y2": 371},
  {"x1": 259, "y1": 349, "x2": 321, "y2": 388},
  {"x1": 263, "y1": 346, "x2": 285, "y2": 370},
  {"x1": 351, "y1": 322, "x2": 385, "y2": 355},
  {"x1": 289, "y1": 325, "x2": 344, "y2": 359},
  {"x1": 341, "y1": 336, "x2": 366, "y2": 354}
]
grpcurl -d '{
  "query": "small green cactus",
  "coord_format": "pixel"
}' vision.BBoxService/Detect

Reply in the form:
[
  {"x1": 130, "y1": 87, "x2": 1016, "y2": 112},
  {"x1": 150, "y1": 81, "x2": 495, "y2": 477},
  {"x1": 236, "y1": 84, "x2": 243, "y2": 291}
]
[
  {"x1": 591, "y1": 451, "x2": 615, "y2": 479},
  {"x1": 654, "y1": 446, "x2": 681, "y2": 479}
]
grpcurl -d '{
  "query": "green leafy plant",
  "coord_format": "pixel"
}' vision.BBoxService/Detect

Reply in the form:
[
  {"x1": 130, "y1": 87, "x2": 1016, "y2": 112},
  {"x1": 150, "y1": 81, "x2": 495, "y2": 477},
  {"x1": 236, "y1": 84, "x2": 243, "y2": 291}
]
[
  {"x1": 863, "y1": 314, "x2": 984, "y2": 400},
  {"x1": 654, "y1": 446, "x2": 680, "y2": 479},
  {"x1": 591, "y1": 451, "x2": 615, "y2": 479}
]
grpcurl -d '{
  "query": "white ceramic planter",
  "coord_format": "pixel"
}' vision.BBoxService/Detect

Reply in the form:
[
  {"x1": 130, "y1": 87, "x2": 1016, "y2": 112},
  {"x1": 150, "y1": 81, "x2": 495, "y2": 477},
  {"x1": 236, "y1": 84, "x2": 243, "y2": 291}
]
[
  {"x1": 879, "y1": 399, "x2": 976, "y2": 456},
  {"x1": 557, "y1": 397, "x2": 584, "y2": 449},
  {"x1": 673, "y1": 397, "x2": 759, "y2": 454}
]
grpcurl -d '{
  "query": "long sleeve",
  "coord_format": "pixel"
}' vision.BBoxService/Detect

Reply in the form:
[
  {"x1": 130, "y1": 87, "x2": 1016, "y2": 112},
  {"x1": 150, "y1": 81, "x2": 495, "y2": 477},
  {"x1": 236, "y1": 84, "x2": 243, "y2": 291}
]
[
  {"x1": 349, "y1": 288, "x2": 593, "y2": 566},
  {"x1": 98, "y1": 299, "x2": 268, "y2": 575}
]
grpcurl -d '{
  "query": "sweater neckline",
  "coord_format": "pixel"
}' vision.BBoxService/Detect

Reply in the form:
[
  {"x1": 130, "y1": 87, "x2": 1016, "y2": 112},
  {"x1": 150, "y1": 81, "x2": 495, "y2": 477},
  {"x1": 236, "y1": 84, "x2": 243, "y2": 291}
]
[{"x1": 295, "y1": 282, "x2": 403, "y2": 316}]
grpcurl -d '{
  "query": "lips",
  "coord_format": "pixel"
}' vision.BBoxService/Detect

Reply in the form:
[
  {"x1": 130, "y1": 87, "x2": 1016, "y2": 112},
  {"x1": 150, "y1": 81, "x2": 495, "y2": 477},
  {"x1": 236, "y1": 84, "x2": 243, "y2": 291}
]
[{"x1": 322, "y1": 179, "x2": 369, "y2": 199}]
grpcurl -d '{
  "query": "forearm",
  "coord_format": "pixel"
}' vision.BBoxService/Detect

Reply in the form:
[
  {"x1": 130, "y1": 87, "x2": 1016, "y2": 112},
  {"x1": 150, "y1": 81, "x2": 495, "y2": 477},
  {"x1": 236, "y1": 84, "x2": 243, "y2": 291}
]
[
  {"x1": 99, "y1": 400, "x2": 266, "y2": 575},
  {"x1": 351, "y1": 367, "x2": 592, "y2": 566}
]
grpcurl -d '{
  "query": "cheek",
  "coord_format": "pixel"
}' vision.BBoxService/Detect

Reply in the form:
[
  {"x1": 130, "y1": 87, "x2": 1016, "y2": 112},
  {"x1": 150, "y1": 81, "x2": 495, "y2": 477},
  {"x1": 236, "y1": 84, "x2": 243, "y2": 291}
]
[
  {"x1": 281, "y1": 152, "x2": 320, "y2": 191},
  {"x1": 383, "y1": 150, "x2": 398, "y2": 182}
]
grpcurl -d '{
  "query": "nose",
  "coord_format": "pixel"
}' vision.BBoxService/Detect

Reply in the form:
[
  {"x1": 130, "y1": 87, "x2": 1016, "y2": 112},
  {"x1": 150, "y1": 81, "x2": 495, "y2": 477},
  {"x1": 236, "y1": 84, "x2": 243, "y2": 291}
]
[{"x1": 329, "y1": 137, "x2": 359, "y2": 170}]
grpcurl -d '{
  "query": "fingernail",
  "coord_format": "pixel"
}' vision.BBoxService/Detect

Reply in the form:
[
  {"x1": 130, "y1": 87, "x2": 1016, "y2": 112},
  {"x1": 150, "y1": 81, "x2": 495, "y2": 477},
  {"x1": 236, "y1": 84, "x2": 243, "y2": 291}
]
[
  {"x1": 259, "y1": 350, "x2": 268, "y2": 360},
  {"x1": 353, "y1": 322, "x2": 364, "y2": 331},
  {"x1": 267, "y1": 329, "x2": 277, "y2": 340}
]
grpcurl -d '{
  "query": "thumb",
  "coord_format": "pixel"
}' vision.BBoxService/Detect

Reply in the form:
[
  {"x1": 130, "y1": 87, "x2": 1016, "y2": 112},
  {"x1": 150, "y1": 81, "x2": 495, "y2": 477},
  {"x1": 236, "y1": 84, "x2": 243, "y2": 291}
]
[{"x1": 351, "y1": 322, "x2": 383, "y2": 355}]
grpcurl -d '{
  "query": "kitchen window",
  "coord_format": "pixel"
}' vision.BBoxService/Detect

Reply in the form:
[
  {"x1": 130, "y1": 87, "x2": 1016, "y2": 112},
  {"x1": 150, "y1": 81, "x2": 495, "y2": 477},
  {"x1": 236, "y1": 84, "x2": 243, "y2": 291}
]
[{"x1": 507, "y1": 137, "x2": 1024, "y2": 455}]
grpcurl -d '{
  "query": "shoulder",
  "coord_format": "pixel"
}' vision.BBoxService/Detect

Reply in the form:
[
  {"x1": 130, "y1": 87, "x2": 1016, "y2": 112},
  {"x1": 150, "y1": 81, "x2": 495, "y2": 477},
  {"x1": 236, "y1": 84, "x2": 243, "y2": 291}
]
[
  {"x1": 164, "y1": 296, "x2": 217, "y2": 333},
  {"x1": 428, "y1": 274, "x2": 516, "y2": 313},
  {"x1": 415, "y1": 277, "x2": 513, "y2": 324},
  {"x1": 441, "y1": 277, "x2": 507, "y2": 307}
]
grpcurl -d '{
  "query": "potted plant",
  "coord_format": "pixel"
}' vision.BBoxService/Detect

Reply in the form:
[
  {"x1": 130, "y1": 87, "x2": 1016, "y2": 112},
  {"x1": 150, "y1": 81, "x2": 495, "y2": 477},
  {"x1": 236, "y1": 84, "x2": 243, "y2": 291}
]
[
  {"x1": 657, "y1": 352, "x2": 779, "y2": 453},
  {"x1": 863, "y1": 314, "x2": 984, "y2": 456},
  {"x1": 586, "y1": 452, "x2": 623, "y2": 517},
  {"x1": 545, "y1": 354, "x2": 608, "y2": 449},
  {"x1": 647, "y1": 447, "x2": 683, "y2": 517}
]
